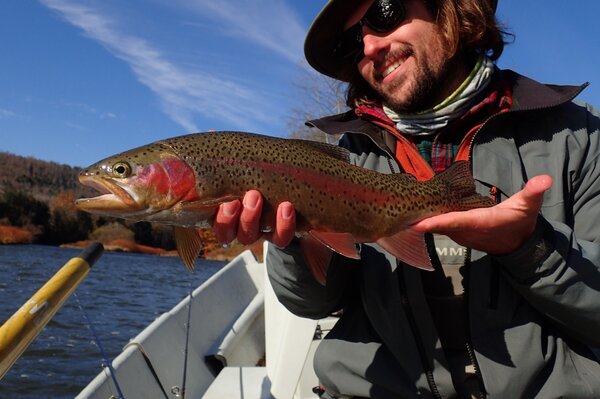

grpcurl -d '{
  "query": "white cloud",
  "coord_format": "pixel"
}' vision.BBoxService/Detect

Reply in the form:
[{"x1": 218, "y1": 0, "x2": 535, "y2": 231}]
[
  {"x1": 0, "y1": 109, "x2": 15, "y2": 119},
  {"x1": 183, "y1": 0, "x2": 306, "y2": 63},
  {"x1": 38, "y1": 0, "x2": 293, "y2": 132}
]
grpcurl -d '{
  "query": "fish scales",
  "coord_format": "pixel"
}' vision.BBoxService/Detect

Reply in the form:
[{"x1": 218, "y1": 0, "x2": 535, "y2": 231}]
[
  {"x1": 155, "y1": 132, "x2": 466, "y2": 240},
  {"x1": 76, "y1": 131, "x2": 493, "y2": 278}
]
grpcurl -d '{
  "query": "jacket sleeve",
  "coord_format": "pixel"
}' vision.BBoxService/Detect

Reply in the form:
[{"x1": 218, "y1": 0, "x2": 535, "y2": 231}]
[
  {"x1": 265, "y1": 241, "x2": 354, "y2": 320},
  {"x1": 497, "y1": 103, "x2": 600, "y2": 346}
]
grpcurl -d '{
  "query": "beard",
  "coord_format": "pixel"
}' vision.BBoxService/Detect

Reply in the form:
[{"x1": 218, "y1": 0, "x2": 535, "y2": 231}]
[{"x1": 370, "y1": 48, "x2": 457, "y2": 114}]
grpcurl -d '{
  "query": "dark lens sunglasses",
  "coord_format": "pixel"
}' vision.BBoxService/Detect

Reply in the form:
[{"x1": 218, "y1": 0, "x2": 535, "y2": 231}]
[{"x1": 334, "y1": 0, "x2": 407, "y2": 64}]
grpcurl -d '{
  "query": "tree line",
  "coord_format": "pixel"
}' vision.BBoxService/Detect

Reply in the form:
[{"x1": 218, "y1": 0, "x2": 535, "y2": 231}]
[
  {"x1": 0, "y1": 186, "x2": 176, "y2": 249},
  {"x1": 0, "y1": 152, "x2": 176, "y2": 248}
]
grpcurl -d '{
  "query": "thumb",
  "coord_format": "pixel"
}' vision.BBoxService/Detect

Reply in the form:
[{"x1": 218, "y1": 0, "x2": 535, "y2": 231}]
[
  {"x1": 505, "y1": 175, "x2": 552, "y2": 211},
  {"x1": 520, "y1": 175, "x2": 553, "y2": 207}
]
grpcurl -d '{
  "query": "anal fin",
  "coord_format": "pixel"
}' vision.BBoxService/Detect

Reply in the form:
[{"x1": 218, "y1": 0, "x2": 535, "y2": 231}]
[
  {"x1": 377, "y1": 228, "x2": 434, "y2": 271},
  {"x1": 174, "y1": 226, "x2": 204, "y2": 272}
]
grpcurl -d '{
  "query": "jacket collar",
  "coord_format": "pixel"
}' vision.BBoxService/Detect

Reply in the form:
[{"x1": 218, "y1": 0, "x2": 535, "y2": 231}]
[
  {"x1": 306, "y1": 108, "x2": 393, "y2": 153},
  {"x1": 307, "y1": 69, "x2": 588, "y2": 138},
  {"x1": 502, "y1": 69, "x2": 588, "y2": 111}
]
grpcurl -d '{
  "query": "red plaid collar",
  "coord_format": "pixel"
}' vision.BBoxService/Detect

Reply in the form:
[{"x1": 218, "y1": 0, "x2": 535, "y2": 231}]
[{"x1": 352, "y1": 78, "x2": 513, "y2": 179}]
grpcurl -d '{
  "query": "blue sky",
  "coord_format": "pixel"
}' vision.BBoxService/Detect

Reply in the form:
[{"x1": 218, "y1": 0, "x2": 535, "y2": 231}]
[{"x1": 1, "y1": 0, "x2": 598, "y2": 167}]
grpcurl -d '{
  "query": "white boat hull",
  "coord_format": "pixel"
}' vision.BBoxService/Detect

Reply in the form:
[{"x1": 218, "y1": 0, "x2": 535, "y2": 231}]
[{"x1": 77, "y1": 242, "x2": 337, "y2": 399}]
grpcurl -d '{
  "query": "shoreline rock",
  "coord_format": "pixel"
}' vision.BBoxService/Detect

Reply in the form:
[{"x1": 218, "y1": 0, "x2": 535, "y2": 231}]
[
  {"x1": 0, "y1": 226, "x2": 33, "y2": 244},
  {"x1": 60, "y1": 239, "x2": 262, "y2": 262},
  {"x1": 60, "y1": 238, "x2": 263, "y2": 262},
  {"x1": 60, "y1": 239, "x2": 173, "y2": 255}
]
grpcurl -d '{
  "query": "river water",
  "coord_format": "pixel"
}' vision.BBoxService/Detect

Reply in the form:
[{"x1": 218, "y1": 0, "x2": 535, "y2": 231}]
[{"x1": 0, "y1": 244, "x2": 225, "y2": 398}]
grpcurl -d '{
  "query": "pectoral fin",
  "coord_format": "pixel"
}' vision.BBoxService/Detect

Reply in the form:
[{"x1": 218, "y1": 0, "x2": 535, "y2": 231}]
[
  {"x1": 296, "y1": 231, "x2": 359, "y2": 286},
  {"x1": 377, "y1": 229, "x2": 434, "y2": 271},
  {"x1": 174, "y1": 226, "x2": 204, "y2": 272},
  {"x1": 309, "y1": 230, "x2": 360, "y2": 259},
  {"x1": 299, "y1": 236, "x2": 333, "y2": 286},
  {"x1": 178, "y1": 195, "x2": 243, "y2": 220}
]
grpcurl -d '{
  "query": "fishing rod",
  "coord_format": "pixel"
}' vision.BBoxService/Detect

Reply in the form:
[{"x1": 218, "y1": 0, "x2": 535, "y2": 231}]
[
  {"x1": 74, "y1": 292, "x2": 125, "y2": 399},
  {"x1": 171, "y1": 281, "x2": 194, "y2": 399},
  {"x1": 0, "y1": 242, "x2": 104, "y2": 380},
  {"x1": 181, "y1": 284, "x2": 193, "y2": 399}
]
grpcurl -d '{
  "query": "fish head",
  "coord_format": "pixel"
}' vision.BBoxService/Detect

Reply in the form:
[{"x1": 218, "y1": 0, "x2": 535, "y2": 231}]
[{"x1": 75, "y1": 142, "x2": 198, "y2": 219}]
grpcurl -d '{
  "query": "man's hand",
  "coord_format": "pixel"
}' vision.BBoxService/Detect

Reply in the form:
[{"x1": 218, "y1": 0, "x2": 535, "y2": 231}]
[
  {"x1": 412, "y1": 175, "x2": 553, "y2": 255},
  {"x1": 212, "y1": 190, "x2": 296, "y2": 248}
]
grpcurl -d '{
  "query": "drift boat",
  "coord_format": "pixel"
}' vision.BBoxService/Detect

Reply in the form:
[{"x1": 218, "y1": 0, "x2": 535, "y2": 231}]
[{"x1": 77, "y1": 241, "x2": 337, "y2": 399}]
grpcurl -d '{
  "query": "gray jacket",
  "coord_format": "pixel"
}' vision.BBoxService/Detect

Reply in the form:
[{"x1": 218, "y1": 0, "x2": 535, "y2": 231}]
[{"x1": 266, "y1": 70, "x2": 600, "y2": 398}]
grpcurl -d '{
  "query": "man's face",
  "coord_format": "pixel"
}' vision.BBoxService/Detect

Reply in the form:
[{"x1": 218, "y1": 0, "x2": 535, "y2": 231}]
[{"x1": 347, "y1": 0, "x2": 467, "y2": 112}]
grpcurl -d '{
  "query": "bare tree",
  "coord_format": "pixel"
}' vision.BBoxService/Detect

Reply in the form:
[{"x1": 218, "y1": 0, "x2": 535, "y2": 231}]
[{"x1": 287, "y1": 66, "x2": 348, "y2": 143}]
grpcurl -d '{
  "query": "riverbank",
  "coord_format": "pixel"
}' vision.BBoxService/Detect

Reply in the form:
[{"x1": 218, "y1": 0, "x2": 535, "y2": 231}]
[
  {"x1": 60, "y1": 239, "x2": 173, "y2": 256},
  {"x1": 0, "y1": 226, "x2": 33, "y2": 244},
  {"x1": 1, "y1": 225, "x2": 263, "y2": 261},
  {"x1": 61, "y1": 238, "x2": 263, "y2": 262}
]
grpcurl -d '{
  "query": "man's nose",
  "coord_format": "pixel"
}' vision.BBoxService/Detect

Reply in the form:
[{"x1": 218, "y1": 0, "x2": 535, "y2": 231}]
[{"x1": 361, "y1": 27, "x2": 390, "y2": 59}]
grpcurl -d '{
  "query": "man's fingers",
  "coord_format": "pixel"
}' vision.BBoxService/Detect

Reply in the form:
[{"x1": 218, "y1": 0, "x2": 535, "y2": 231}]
[
  {"x1": 213, "y1": 191, "x2": 296, "y2": 247},
  {"x1": 272, "y1": 201, "x2": 296, "y2": 247},
  {"x1": 213, "y1": 199, "x2": 241, "y2": 243},
  {"x1": 412, "y1": 210, "x2": 479, "y2": 233},
  {"x1": 237, "y1": 191, "x2": 263, "y2": 244}
]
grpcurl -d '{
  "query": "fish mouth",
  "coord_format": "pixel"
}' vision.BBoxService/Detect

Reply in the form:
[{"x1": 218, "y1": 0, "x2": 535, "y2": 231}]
[{"x1": 75, "y1": 175, "x2": 144, "y2": 214}]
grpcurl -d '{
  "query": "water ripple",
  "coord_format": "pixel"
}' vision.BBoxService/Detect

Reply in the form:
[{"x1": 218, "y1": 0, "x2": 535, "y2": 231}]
[{"x1": 0, "y1": 245, "x2": 223, "y2": 398}]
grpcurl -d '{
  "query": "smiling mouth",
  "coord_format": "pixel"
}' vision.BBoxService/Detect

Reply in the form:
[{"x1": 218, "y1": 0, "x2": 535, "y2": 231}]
[
  {"x1": 382, "y1": 59, "x2": 404, "y2": 78},
  {"x1": 375, "y1": 49, "x2": 411, "y2": 81}
]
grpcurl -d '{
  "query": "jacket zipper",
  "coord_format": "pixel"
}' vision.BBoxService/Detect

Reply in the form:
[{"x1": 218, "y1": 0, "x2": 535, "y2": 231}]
[
  {"x1": 397, "y1": 265, "x2": 443, "y2": 399},
  {"x1": 353, "y1": 130, "x2": 442, "y2": 396},
  {"x1": 461, "y1": 120, "x2": 491, "y2": 398},
  {"x1": 463, "y1": 249, "x2": 487, "y2": 398}
]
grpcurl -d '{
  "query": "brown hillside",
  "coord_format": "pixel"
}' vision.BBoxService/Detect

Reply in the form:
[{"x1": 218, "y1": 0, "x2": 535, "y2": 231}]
[{"x1": 0, "y1": 151, "x2": 95, "y2": 201}]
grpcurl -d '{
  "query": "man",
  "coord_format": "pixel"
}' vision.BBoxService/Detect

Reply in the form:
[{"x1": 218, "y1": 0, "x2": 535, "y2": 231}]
[{"x1": 214, "y1": 0, "x2": 600, "y2": 397}]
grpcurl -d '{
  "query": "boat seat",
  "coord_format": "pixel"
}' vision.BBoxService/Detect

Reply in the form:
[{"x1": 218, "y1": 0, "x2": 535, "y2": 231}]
[
  {"x1": 204, "y1": 292, "x2": 265, "y2": 375},
  {"x1": 202, "y1": 367, "x2": 270, "y2": 399}
]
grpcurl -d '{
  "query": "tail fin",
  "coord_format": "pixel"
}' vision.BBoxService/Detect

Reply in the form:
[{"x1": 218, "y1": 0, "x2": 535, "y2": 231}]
[{"x1": 434, "y1": 161, "x2": 494, "y2": 210}]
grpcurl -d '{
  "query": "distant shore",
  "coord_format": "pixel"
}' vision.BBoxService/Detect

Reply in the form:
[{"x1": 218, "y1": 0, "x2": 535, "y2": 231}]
[
  {"x1": 1, "y1": 225, "x2": 263, "y2": 262},
  {"x1": 0, "y1": 226, "x2": 33, "y2": 244}
]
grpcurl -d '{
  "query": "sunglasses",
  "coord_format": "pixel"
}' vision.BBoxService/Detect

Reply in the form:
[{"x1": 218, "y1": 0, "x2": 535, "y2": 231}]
[{"x1": 334, "y1": 0, "x2": 407, "y2": 64}]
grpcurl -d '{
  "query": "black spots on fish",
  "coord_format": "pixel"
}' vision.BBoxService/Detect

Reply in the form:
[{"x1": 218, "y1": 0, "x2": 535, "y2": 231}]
[
  {"x1": 338, "y1": 197, "x2": 354, "y2": 219},
  {"x1": 238, "y1": 168, "x2": 263, "y2": 189},
  {"x1": 316, "y1": 202, "x2": 326, "y2": 215},
  {"x1": 280, "y1": 174, "x2": 296, "y2": 189},
  {"x1": 427, "y1": 196, "x2": 446, "y2": 211}
]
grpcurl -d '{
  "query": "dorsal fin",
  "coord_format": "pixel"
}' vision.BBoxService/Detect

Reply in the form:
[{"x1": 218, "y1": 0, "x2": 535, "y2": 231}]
[
  {"x1": 432, "y1": 161, "x2": 494, "y2": 210},
  {"x1": 290, "y1": 139, "x2": 351, "y2": 163}
]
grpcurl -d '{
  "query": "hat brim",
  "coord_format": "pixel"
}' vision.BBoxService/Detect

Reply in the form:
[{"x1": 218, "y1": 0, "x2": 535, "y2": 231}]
[{"x1": 304, "y1": 0, "x2": 364, "y2": 82}]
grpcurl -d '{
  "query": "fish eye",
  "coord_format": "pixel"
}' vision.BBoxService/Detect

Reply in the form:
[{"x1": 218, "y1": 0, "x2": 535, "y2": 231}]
[{"x1": 112, "y1": 162, "x2": 132, "y2": 178}]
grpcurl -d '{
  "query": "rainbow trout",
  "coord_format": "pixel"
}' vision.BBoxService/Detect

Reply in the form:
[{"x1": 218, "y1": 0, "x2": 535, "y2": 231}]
[{"x1": 76, "y1": 131, "x2": 492, "y2": 282}]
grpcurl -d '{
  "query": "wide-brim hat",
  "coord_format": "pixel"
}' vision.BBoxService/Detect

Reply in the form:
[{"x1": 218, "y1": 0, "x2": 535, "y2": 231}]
[{"x1": 304, "y1": 0, "x2": 499, "y2": 82}]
